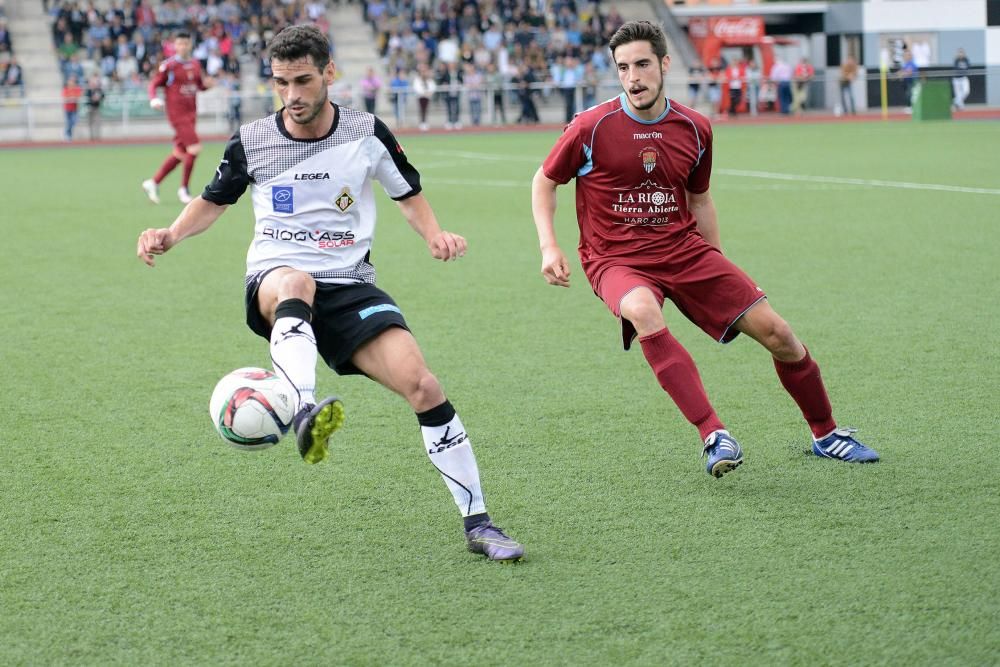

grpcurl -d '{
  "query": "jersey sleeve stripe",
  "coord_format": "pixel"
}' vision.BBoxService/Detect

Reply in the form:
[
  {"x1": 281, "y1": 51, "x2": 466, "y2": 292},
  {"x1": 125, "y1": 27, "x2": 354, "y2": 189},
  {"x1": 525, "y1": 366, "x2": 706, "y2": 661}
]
[{"x1": 669, "y1": 108, "x2": 703, "y2": 168}]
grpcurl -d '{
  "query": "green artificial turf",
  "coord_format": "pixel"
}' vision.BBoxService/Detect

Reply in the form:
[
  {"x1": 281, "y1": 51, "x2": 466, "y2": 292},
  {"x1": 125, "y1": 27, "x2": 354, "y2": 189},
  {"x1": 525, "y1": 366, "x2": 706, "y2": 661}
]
[{"x1": 1, "y1": 118, "x2": 997, "y2": 665}]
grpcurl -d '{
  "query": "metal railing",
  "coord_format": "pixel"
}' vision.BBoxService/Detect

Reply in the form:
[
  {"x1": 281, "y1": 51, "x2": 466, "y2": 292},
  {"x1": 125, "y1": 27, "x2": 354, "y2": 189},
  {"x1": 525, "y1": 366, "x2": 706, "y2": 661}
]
[{"x1": 0, "y1": 68, "x2": 991, "y2": 143}]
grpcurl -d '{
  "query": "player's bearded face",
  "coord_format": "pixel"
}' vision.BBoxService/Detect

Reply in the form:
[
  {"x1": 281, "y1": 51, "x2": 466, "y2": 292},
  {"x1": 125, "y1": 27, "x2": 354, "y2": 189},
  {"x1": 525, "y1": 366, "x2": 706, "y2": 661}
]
[
  {"x1": 286, "y1": 83, "x2": 328, "y2": 126},
  {"x1": 273, "y1": 58, "x2": 334, "y2": 126},
  {"x1": 627, "y1": 66, "x2": 664, "y2": 111},
  {"x1": 615, "y1": 41, "x2": 670, "y2": 113}
]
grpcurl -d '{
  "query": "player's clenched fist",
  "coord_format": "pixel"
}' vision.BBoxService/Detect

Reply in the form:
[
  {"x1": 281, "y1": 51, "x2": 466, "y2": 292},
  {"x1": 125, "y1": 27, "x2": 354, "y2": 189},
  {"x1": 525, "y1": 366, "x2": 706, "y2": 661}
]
[
  {"x1": 137, "y1": 227, "x2": 173, "y2": 267},
  {"x1": 540, "y1": 246, "x2": 571, "y2": 287},
  {"x1": 428, "y1": 231, "x2": 467, "y2": 261}
]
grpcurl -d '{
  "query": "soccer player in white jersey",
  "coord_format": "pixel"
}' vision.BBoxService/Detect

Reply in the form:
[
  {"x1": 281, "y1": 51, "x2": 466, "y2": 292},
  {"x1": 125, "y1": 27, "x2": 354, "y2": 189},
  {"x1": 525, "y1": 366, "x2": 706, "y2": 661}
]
[{"x1": 136, "y1": 25, "x2": 523, "y2": 562}]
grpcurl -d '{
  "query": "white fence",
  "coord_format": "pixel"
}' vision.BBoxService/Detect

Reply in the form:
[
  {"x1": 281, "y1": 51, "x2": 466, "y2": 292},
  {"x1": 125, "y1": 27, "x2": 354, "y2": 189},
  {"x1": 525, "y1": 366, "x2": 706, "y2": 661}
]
[{"x1": 0, "y1": 81, "x2": 630, "y2": 142}]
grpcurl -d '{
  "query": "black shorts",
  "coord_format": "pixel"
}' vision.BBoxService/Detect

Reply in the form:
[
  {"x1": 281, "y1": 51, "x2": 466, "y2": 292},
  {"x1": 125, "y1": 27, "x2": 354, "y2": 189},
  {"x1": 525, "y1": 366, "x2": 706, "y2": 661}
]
[{"x1": 245, "y1": 272, "x2": 409, "y2": 376}]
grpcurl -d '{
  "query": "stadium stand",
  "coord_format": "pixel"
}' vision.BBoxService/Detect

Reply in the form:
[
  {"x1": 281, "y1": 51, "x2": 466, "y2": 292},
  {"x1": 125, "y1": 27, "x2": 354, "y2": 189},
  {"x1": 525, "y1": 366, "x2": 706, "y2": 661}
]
[
  {"x1": 1, "y1": 0, "x2": 670, "y2": 138},
  {"x1": 0, "y1": 10, "x2": 25, "y2": 97},
  {"x1": 354, "y1": 0, "x2": 675, "y2": 128}
]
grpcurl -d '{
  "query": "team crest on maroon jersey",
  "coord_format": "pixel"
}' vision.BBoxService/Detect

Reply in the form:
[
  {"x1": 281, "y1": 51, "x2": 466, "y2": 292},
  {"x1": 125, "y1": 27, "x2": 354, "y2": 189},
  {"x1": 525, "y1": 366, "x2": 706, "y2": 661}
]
[{"x1": 640, "y1": 147, "x2": 657, "y2": 173}]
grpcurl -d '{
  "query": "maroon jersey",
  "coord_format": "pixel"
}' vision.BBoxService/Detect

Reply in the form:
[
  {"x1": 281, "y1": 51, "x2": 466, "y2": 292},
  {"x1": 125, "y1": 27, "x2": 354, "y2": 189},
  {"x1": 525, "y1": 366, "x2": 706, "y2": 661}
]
[
  {"x1": 542, "y1": 94, "x2": 713, "y2": 282},
  {"x1": 148, "y1": 56, "x2": 206, "y2": 126}
]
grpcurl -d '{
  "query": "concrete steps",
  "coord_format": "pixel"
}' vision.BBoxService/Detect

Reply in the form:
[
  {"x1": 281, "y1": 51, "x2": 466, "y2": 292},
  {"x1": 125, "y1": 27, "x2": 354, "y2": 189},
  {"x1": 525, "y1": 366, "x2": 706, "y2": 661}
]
[
  {"x1": 326, "y1": 3, "x2": 380, "y2": 106},
  {"x1": 7, "y1": 5, "x2": 64, "y2": 102}
]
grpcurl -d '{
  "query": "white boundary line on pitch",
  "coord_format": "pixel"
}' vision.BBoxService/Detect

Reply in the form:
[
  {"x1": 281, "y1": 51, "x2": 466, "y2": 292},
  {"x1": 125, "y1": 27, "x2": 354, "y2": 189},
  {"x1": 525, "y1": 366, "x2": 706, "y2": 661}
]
[
  {"x1": 692, "y1": 168, "x2": 1000, "y2": 195},
  {"x1": 716, "y1": 169, "x2": 1000, "y2": 196},
  {"x1": 422, "y1": 149, "x2": 538, "y2": 162},
  {"x1": 421, "y1": 150, "x2": 1000, "y2": 196},
  {"x1": 432, "y1": 178, "x2": 525, "y2": 187},
  {"x1": 429, "y1": 179, "x2": 852, "y2": 191}
]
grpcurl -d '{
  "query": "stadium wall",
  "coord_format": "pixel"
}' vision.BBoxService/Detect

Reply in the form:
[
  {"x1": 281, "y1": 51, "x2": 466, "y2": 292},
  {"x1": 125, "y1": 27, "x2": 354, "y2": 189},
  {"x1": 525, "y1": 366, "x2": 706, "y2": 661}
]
[
  {"x1": 861, "y1": 0, "x2": 986, "y2": 32},
  {"x1": 989, "y1": 27, "x2": 1000, "y2": 104},
  {"x1": 859, "y1": 29, "x2": 987, "y2": 69},
  {"x1": 824, "y1": 2, "x2": 864, "y2": 34}
]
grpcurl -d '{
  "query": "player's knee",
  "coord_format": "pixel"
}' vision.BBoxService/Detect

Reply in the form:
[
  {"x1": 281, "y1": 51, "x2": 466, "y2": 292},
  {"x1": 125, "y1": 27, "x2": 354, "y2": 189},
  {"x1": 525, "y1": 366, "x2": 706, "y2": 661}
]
[
  {"x1": 620, "y1": 298, "x2": 663, "y2": 334},
  {"x1": 407, "y1": 369, "x2": 445, "y2": 412},
  {"x1": 763, "y1": 318, "x2": 799, "y2": 355},
  {"x1": 276, "y1": 270, "x2": 316, "y2": 302},
  {"x1": 187, "y1": 144, "x2": 202, "y2": 156}
]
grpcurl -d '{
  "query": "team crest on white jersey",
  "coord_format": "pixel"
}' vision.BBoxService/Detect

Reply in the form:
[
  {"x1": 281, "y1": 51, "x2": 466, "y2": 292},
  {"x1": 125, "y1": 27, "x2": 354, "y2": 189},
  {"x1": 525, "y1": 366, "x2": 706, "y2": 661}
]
[
  {"x1": 640, "y1": 147, "x2": 657, "y2": 173},
  {"x1": 335, "y1": 187, "x2": 355, "y2": 212}
]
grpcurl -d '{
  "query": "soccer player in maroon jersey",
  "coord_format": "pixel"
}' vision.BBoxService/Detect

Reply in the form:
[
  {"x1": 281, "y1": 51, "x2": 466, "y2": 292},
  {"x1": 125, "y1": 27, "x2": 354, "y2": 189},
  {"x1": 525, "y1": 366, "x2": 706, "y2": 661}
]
[
  {"x1": 142, "y1": 31, "x2": 213, "y2": 205},
  {"x1": 531, "y1": 21, "x2": 879, "y2": 476}
]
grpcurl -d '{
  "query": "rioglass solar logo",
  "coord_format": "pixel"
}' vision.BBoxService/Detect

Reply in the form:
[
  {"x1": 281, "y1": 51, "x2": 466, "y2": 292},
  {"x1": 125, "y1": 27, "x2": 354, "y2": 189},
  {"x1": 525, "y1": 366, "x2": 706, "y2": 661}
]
[{"x1": 260, "y1": 227, "x2": 356, "y2": 249}]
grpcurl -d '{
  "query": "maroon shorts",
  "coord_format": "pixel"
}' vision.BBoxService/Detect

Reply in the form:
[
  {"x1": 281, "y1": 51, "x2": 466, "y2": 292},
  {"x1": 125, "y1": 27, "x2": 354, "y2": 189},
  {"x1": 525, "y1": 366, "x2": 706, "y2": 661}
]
[
  {"x1": 591, "y1": 234, "x2": 766, "y2": 349},
  {"x1": 171, "y1": 121, "x2": 199, "y2": 151}
]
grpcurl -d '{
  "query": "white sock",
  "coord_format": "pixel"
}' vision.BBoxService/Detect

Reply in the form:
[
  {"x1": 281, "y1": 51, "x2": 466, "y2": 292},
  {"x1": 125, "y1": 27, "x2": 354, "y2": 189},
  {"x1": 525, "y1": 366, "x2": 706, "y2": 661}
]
[
  {"x1": 421, "y1": 412, "x2": 486, "y2": 517},
  {"x1": 270, "y1": 316, "x2": 317, "y2": 410}
]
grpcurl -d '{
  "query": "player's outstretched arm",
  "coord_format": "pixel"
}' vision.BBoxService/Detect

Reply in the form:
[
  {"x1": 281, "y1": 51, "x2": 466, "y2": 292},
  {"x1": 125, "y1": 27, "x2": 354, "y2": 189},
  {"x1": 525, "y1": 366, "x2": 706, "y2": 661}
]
[
  {"x1": 531, "y1": 167, "x2": 570, "y2": 287},
  {"x1": 137, "y1": 196, "x2": 228, "y2": 267},
  {"x1": 396, "y1": 193, "x2": 467, "y2": 261}
]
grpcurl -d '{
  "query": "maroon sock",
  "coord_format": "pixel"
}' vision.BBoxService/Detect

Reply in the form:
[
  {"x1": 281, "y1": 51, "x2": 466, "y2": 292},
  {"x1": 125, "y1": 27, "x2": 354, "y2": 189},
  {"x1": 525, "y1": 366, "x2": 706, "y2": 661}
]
[
  {"x1": 153, "y1": 155, "x2": 181, "y2": 184},
  {"x1": 773, "y1": 348, "x2": 837, "y2": 439},
  {"x1": 639, "y1": 328, "x2": 725, "y2": 441},
  {"x1": 181, "y1": 153, "x2": 196, "y2": 188}
]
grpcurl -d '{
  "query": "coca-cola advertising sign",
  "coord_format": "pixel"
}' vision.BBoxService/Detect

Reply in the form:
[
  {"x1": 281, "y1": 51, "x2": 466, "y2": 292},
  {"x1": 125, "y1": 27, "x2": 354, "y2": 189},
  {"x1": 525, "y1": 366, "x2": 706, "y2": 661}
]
[{"x1": 689, "y1": 17, "x2": 764, "y2": 44}]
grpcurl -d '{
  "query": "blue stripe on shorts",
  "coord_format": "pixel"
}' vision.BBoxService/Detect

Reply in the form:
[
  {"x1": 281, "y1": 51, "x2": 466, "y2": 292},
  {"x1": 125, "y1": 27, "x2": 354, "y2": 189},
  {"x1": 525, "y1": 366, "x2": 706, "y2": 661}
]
[{"x1": 358, "y1": 304, "x2": 401, "y2": 320}]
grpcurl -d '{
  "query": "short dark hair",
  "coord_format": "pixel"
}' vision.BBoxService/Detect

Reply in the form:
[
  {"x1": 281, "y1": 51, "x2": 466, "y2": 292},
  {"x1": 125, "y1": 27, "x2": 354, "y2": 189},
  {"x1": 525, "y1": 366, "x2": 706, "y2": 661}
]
[
  {"x1": 268, "y1": 25, "x2": 331, "y2": 71},
  {"x1": 175, "y1": 31, "x2": 191, "y2": 40},
  {"x1": 609, "y1": 21, "x2": 669, "y2": 61}
]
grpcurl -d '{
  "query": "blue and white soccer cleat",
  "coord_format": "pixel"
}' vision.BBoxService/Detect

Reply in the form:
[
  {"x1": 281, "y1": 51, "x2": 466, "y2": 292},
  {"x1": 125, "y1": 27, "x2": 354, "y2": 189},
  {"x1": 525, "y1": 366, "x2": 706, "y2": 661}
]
[
  {"x1": 703, "y1": 430, "x2": 744, "y2": 478},
  {"x1": 293, "y1": 396, "x2": 345, "y2": 464},
  {"x1": 813, "y1": 427, "x2": 879, "y2": 463}
]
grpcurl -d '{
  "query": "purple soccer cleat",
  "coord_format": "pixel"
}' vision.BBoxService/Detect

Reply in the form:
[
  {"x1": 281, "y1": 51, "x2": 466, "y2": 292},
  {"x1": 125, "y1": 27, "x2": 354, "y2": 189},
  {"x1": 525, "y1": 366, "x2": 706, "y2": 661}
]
[{"x1": 465, "y1": 522, "x2": 525, "y2": 562}]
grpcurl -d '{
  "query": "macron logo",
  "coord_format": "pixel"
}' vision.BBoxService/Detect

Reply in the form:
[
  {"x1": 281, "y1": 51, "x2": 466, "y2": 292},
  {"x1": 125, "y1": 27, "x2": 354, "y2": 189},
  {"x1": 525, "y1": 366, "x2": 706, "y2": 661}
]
[{"x1": 633, "y1": 132, "x2": 663, "y2": 140}]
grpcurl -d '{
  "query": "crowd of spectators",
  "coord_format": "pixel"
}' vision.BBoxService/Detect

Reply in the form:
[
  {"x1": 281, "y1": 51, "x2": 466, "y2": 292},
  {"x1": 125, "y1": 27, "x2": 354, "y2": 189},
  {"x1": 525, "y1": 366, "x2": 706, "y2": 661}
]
[
  {"x1": 1, "y1": 11, "x2": 25, "y2": 97},
  {"x1": 34, "y1": 0, "x2": 631, "y2": 128},
  {"x1": 364, "y1": 0, "x2": 625, "y2": 127},
  {"x1": 48, "y1": 0, "x2": 329, "y2": 97}
]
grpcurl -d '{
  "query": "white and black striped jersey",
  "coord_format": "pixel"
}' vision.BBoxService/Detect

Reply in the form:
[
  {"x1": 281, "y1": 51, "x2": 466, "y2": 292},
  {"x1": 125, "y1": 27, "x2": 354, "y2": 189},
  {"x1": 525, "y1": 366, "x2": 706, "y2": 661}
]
[{"x1": 202, "y1": 103, "x2": 421, "y2": 284}]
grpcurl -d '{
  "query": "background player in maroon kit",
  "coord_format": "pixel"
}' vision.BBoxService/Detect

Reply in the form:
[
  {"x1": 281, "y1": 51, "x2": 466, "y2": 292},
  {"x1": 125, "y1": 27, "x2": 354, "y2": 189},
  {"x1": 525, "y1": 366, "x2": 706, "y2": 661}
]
[
  {"x1": 530, "y1": 21, "x2": 879, "y2": 477},
  {"x1": 142, "y1": 32, "x2": 213, "y2": 205}
]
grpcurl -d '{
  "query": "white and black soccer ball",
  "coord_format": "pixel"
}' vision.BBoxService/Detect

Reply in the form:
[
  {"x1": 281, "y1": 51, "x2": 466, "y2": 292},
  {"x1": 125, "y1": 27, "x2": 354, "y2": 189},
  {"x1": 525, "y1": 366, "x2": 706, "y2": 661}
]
[{"x1": 209, "y1": 367, "x2": 296, "y2": 450}]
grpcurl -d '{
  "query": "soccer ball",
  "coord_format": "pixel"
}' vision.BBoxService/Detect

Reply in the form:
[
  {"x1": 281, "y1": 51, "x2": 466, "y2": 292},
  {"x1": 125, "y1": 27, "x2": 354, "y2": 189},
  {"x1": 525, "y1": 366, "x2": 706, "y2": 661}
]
[{"x1": 209, "y1": 367, "x2": 296, "y2": 450}]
